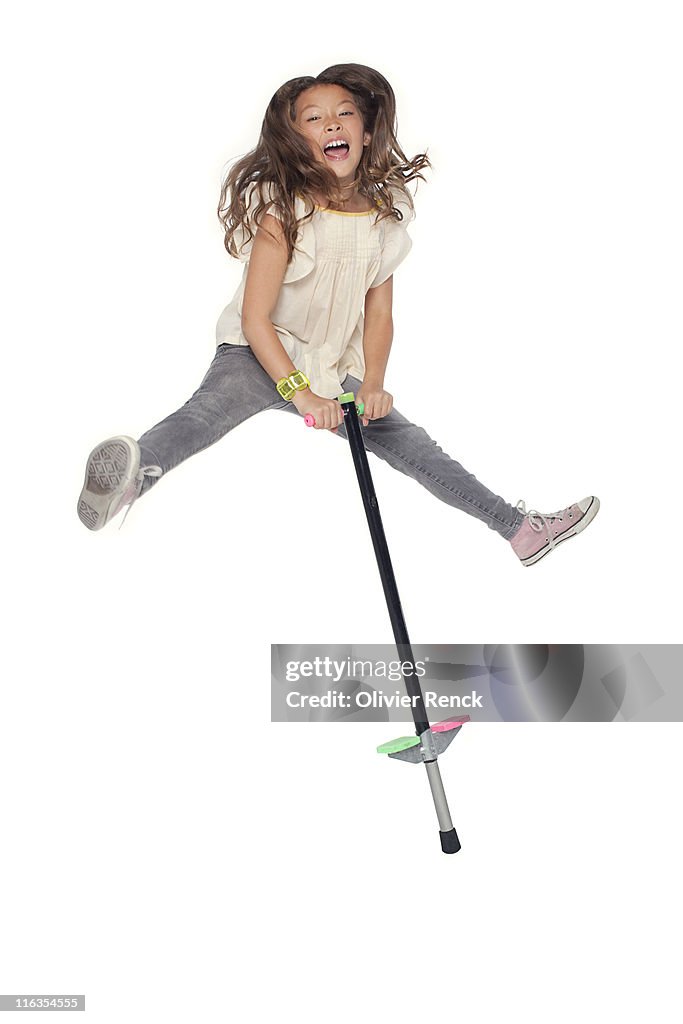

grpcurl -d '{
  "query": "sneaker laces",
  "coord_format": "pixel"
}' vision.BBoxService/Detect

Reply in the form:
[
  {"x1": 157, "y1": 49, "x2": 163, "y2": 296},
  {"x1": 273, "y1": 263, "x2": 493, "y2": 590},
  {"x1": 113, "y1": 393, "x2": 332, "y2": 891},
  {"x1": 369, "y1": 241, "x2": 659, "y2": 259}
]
[
  {"x1": 119, "y1": 464, "x2": 162, "y2": 529},
  {"x1": 515, "y1": 499, "x2": 573, "y2": 551}
]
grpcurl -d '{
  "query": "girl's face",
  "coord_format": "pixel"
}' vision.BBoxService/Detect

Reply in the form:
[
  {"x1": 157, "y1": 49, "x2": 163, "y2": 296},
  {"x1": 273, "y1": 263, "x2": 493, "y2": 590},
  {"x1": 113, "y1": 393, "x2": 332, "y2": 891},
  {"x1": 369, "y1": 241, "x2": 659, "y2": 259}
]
[{"x1": 294, "y1": 84, "x2": 371, "y2": 190}]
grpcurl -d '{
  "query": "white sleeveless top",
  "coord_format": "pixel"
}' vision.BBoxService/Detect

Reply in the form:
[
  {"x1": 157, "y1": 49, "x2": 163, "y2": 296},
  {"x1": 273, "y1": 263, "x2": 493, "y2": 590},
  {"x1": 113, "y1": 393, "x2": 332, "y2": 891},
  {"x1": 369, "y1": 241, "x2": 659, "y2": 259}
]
[{"x1": 215, "y1": 182, "x2": 414, "y2": 398}]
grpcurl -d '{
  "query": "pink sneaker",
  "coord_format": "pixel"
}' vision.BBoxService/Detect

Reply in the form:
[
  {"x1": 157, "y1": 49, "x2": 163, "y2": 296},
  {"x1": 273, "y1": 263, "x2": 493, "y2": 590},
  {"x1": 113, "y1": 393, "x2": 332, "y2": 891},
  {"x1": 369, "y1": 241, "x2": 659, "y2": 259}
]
[{"x1": 510, "y1": 497, "x2": 600, "y2": 566}]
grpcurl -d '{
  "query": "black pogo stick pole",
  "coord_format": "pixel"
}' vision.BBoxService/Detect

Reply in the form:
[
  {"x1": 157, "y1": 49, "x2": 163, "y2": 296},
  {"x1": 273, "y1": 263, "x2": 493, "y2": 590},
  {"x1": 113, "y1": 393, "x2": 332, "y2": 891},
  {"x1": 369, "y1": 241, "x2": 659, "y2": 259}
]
[{"x1": 336, "y1": 393, "x2": 462, "y2": 854}]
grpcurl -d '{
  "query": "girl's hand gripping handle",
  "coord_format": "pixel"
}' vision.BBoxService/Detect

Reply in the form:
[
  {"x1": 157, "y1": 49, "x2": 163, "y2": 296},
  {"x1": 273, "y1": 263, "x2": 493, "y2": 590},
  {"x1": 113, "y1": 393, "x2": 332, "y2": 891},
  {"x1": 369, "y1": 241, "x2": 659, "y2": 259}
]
[
  {"x1": 304, "y1": 401, "x2": 364, "y2": 429},
  {"x1": 292, "y1": 388, "x2": 345, "y2": 432}
]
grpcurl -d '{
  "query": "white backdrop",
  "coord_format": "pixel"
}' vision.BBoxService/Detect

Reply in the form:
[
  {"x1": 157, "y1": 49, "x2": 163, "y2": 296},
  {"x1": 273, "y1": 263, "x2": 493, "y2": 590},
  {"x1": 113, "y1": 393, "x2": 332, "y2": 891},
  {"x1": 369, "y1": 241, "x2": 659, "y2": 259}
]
[{"x1": 2, "y1": 2, "x2": 681, "y2": 1022}]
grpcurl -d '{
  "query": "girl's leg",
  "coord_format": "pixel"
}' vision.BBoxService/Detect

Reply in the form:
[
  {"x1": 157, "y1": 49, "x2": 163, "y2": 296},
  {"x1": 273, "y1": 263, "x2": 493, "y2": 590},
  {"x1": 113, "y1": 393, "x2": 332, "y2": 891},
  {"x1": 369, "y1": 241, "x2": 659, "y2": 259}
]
[
  {"x1": 276, "y1": 376, "x2": 599, "y2": 565},
  {"x1": 137, "y1": 343, "x2": 290, "y2": 495},
  {"x1": 328, "y1": 374, "x2": 524, "y2": 540},
  {"x1": 78, "y1": 344, "x2": 290, "y2": 529}
]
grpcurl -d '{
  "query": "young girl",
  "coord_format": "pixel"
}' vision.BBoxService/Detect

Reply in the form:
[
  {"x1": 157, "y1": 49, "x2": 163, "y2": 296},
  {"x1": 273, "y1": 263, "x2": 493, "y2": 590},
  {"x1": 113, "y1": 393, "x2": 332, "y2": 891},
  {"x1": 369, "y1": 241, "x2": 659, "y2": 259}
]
[{"x1": 77, "y1": 62, "x2": 599, "y2": 567}]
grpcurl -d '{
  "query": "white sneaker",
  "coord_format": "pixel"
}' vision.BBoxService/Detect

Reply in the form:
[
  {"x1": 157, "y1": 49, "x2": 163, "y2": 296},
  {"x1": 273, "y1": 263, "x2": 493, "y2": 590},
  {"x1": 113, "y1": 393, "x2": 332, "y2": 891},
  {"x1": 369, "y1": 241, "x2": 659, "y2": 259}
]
[{"x1": 77, "y1": 436, "x2": 161, "y2": 531}]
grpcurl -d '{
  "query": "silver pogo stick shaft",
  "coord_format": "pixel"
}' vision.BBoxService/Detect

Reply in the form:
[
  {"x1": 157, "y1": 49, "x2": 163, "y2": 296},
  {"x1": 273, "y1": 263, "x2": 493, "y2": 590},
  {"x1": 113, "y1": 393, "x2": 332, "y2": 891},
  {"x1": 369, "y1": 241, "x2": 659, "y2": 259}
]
[{"x1": 425, "y1": 761, "x2": 454, "y2": 832}]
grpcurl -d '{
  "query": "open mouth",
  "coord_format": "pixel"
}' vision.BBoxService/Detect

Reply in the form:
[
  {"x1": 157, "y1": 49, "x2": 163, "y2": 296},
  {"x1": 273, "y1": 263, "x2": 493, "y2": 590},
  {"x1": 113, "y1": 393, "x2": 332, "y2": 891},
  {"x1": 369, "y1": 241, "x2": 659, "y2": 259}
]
[{"x1": 323, "y1": 140, "x2": 350, "y2": 161}]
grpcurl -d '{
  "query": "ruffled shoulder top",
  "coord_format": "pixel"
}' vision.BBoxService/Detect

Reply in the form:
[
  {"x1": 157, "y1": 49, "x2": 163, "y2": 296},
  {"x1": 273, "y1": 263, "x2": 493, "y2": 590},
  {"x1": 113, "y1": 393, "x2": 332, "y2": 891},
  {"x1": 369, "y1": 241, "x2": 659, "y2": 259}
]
[{"x1": 215, "y1": 181, "x2": 415, "y2": 398}]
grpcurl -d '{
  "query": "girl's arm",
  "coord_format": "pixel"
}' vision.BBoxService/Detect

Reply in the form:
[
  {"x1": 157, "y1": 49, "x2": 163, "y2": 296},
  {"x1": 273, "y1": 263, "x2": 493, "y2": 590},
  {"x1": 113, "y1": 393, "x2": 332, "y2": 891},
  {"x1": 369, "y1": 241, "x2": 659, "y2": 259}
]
[
  {"x1": 357, "y1": 277, "x2": 395, "y2": 424},
  {"x1": 362, "y1": 276, "x2": 394, "y2": 387},
  {"x1": 241, "y1": 213, "x2": 342, "y2": 431},
  {"x1": 241, "y1": 214, "x2": 299, "y2": 383}
]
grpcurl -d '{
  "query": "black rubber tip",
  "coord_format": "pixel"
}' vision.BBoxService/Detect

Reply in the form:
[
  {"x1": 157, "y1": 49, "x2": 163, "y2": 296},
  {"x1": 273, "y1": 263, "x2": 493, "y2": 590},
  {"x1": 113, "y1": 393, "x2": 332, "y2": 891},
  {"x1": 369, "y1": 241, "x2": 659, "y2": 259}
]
[{"x1": 440, "y1": 828, "x2": 461, "y2": 854}]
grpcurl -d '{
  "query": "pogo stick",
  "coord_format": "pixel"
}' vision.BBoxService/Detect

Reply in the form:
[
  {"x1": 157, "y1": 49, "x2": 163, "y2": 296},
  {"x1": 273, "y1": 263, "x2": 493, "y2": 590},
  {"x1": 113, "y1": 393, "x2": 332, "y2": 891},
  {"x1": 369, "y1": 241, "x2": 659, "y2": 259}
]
[{"x1": 305, "y1": 393, "x2": 468, "y2": 854}]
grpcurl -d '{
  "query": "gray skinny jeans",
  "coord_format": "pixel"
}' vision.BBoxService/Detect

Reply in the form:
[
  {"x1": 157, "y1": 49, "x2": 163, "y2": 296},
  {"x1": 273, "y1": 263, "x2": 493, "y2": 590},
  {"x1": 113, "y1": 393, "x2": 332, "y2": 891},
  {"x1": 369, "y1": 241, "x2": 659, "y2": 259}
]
[{"x1": 137, "y1": 343, "x2": 524, "y2": 540}]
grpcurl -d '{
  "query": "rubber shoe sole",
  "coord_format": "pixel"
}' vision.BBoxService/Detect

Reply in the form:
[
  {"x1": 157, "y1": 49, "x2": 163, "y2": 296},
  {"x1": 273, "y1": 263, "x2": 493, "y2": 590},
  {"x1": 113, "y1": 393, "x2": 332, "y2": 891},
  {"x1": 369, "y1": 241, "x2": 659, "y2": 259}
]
[{"x1": 77, "y1": 436, "x2": 141, "y2": 531}]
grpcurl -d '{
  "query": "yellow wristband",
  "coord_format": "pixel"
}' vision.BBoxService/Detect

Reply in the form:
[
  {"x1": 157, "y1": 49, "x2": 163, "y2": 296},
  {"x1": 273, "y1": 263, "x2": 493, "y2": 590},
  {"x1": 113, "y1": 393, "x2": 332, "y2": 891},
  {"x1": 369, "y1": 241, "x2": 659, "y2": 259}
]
[{"x1": 276, "y1": 370, "x2": 310, "y2": 401}]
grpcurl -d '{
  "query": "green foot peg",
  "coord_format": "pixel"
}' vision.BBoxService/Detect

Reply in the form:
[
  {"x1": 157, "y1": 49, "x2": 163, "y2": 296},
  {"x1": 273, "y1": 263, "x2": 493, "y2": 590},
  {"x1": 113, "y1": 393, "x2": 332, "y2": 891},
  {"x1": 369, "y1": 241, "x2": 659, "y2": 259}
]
[{"x1": 376, "y1": 736, "x2": 421, "y2": 756}]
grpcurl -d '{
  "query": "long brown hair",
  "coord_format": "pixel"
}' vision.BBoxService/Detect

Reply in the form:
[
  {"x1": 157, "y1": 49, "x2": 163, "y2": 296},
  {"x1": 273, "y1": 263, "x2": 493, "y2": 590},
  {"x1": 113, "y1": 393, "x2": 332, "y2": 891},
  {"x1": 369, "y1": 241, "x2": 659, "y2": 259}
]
[{"x1": 217, "y1": 63, "x2": 431, "y2": 265}]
